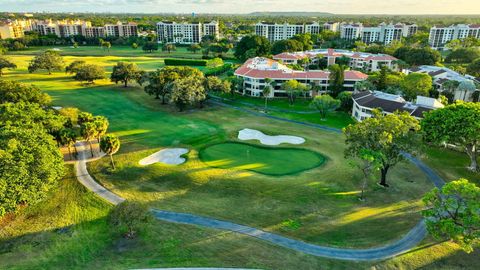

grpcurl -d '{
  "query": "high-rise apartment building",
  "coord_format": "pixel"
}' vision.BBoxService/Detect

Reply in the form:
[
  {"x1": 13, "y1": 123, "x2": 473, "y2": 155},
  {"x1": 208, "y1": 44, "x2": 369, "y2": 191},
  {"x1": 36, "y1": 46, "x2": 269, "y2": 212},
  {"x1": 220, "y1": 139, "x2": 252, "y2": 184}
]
[
  {"x1": 254, "y1": 22, "x2": 304, "y2": 42},
  {"x1": 156, "y1": 21, "x2": 219, "y2": 44},
  {"x1": 429, "y1": 24, "x2": 480, "y2": 50}
]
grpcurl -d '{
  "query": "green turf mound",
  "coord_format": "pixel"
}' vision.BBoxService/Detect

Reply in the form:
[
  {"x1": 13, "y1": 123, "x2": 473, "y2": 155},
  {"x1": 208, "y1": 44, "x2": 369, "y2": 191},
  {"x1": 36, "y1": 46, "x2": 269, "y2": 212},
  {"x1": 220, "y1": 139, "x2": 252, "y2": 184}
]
[{"x1": 199, "y1": 142, "x2": 326, "y2": 176}]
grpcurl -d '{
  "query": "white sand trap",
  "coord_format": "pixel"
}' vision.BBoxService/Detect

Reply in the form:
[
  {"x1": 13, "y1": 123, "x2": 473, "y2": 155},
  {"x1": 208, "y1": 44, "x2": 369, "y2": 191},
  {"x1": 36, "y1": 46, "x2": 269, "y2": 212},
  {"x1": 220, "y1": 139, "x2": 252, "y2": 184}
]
[
  {"x1": 238, "y1": 128, "x2": 305, "y2": 146},
  {"x1": 139, "y1": 148, "x2": 189, "y2": 166}
]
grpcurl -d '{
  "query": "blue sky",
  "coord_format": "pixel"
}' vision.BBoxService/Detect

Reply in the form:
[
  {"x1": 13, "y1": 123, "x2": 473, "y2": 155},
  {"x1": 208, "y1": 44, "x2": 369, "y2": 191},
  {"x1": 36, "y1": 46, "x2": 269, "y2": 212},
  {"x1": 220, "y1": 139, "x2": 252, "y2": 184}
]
[{"x1": 1, "y1": 0, "x2": 479, "y2": 14}]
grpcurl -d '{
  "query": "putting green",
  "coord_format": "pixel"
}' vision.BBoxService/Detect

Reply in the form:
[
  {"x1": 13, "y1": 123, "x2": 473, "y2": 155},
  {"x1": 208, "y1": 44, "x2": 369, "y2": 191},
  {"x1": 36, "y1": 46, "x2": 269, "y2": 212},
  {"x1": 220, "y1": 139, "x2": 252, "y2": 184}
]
[{"x1": 199, "y1": 142, "x2": 326, "y2": 175}]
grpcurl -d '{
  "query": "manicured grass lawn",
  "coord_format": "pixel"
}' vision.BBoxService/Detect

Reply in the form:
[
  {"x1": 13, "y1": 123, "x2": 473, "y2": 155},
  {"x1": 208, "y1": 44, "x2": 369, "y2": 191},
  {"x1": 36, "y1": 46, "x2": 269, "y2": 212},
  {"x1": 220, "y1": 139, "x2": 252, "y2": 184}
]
[
  {"x1": 1, "y1": 53, "x2": 479, "y2": 269},
  {"x1": 199, "y1": 142, "x2": 326, "y2": 175},
  {"x1": 7, "y1": 45, "x2": 238, "y2": 61},
  {"x1": 214, "y1": 93, "x2": 355, "y2": 129}
]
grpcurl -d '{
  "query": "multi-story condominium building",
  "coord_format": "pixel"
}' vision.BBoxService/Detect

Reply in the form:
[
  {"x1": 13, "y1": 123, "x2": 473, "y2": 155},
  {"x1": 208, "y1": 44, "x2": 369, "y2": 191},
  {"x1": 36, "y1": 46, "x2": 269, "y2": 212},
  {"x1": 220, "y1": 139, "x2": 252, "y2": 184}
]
[
  {"x1": 305, "y1": 22, "x2": 321, "y2": 35},
  {"x1": 406, "y1": 65, "x2": 479, "y2": 101},
  {"x1": 352, "y1": 91, "x2": 444, "y2": 121},
  {"x1": 156, "y1": 21, "x2": 202, "y2": 44},
  {"x1": 0, "y1": 22, "x2": 24, "y2": 39},
  {"x1": 35, "y1": 20, "x2": 60, "y2": 36},
  {"x1": 341, "y1": 22, "x2": 417, "y2": 45},
  {"x1": 255, "y1": 22, "x2": 304, "y2": 42},
  {"x1": 34, "y1": 19, "x2": 92, "y2": 38},
  {"x1": 104, "y1": 21, "x2": 138, "y2": 37},
  {"x1": 322, "y1": 22, "x2": 340, "y2": 32},
  {"x1": 429, "y1": 24, "x2": 480, "y2": 50},
  {"x1": 273, "y1": 49, "x2": 399, "y2": 72},
  {"x1": 202, "y1": 21, "x2": 220, "y2": 39},
  {"x1": 85, "y1": 26, "x2": 106, "y2": 38},
  {"x1": 340, "y1": 23, "x2": 363, "y2": 40},
  {"x1": 234, "y1": 57, "x2": 368, "y2": 97}
]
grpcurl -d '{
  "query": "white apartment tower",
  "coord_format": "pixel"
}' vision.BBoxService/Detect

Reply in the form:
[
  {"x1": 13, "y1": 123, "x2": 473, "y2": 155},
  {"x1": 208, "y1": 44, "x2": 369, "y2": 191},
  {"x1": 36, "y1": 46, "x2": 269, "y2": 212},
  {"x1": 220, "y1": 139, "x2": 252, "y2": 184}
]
[
  {"x1": 255, "y1": 22, "x2": 304, "y2": 42},
  {"x1": 341, "y1": 22, "x2": 417, "y2": 45},
  {"x1": 202, "y1": 21, "x2": 220, "y2": 39},
  {"x1": 429, "y1": 24, "x2": 480, "y2": 50},
  {"x1": 305, "y1": 22, "x2": 321, "y2": 35},
  {"x1": 104, "y1": 21, "x2": 138, "y2": 37},
  {"x1": 322, "y1": 22, "x2": 340, "y2": 32},
  {"x1": 156, "y1": 21, "x2": 202, "y2": 44}
]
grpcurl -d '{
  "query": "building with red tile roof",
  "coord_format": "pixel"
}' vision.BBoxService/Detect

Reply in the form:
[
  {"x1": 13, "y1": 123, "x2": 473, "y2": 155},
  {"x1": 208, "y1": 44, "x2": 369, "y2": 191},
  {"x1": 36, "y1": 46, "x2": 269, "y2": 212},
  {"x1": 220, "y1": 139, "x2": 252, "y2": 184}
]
[
  {"x1": 234, "y1": 57, "x2": 368, "y2": 98},
  {"x1": 273, "y1": 49, "x2": 398, "y2": 72}
]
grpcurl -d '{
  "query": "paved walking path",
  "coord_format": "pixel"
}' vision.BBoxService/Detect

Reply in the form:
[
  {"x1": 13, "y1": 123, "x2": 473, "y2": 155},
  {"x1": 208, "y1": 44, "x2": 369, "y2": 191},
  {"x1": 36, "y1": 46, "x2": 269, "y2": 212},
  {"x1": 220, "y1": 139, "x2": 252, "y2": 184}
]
[{"x1": 73, "y1": 103, "x2": 446, "y2": 261}]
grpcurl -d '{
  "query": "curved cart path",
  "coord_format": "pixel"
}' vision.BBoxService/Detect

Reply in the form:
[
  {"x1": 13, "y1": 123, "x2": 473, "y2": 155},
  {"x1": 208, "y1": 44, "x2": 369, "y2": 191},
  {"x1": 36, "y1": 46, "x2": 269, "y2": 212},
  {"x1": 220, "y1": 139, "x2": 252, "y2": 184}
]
[{"x1": 74, "y1": 104, "x2": 446, "y2": 261}]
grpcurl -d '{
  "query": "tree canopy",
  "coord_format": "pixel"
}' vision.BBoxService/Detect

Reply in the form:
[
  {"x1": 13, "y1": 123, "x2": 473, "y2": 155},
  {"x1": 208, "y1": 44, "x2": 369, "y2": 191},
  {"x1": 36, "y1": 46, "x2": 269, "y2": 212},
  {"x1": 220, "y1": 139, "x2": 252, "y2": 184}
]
[
  {"x1": 0, "y1": 56, "x2": 16, "y2": 77},
  {"x1": 421, "y1": 102, "x2": 480, "y2": 172},
  {"x1": 234, "y1": 35, "x2": 271, "y2": 60},
  {"x1": 0, "y1": 80, "x2": 51, "y2": 106},
  {"x1": 28, "y1": 50, "x2": 65, "y2": 74},
  {"x1": 422, "y1": 179, "x2": 480, "y2": 253},
  {"x1": 310, "y1": 94, "x2": 340, "y2": 120},
  {"x1": 344, "y1": 110, "x2": 420, "y2": 187},
  {"x1": 74, "y1": 64, "x2": 106, "y2": 84},
  {"x1": 110, "y1": 62, "x2": 141, "y2": 87},
  {"x1": 401, "y1": 72, "x2": 432, "y2": 101}
]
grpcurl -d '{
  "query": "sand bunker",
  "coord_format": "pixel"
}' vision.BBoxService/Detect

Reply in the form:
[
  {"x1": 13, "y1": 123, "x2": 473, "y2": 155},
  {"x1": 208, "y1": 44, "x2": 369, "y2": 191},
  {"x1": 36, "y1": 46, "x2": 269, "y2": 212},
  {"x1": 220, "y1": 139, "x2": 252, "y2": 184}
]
[
  {"x1": 238, "y1": 128, "x2": 305, "y2": 146},
  {"x1": 139, "y1": 148, "x2": 189, "y2": 166}
]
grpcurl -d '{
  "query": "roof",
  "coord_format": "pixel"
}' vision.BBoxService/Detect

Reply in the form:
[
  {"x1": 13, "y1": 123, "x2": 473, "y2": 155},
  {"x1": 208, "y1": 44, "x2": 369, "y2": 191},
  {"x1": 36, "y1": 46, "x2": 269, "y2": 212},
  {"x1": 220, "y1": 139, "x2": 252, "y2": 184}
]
[
  {"x1": 353, "y1": 91, "x2": 443, "y2": 118},
  {"x1": 235, "y1": 57, "x2": 368, "y2": 80},
  {"x1": 273, "y1": 49, "x2": 397, "y2": 62}
]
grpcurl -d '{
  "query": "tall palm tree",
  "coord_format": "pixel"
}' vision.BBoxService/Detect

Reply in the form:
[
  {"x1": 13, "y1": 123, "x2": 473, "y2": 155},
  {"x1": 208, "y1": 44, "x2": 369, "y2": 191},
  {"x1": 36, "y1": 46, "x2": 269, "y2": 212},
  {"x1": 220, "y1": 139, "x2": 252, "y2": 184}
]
[{"x1": 100, "y1": 134, "x2": 121, "y2": 170}]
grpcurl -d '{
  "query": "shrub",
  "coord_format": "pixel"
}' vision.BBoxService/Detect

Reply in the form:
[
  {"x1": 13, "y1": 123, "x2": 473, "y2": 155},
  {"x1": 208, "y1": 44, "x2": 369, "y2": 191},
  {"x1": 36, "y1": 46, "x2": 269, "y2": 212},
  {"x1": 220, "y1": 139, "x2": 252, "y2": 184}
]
[
  {"x1": 204, "y1": 63, "x2": 234, "y2": 76},
  {"x1": 164, "y1": 58, "x2": 208, "y2": 66},
  {"x1": 108, "y1": 201, "x2": 152, "y2": 239}
]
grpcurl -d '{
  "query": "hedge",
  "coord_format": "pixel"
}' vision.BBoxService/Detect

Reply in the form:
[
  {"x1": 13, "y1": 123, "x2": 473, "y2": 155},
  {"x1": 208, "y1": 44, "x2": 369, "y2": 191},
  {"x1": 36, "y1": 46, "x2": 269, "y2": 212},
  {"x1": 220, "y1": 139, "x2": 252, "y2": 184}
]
[
  {"x1": 204, "y1": 63, "x2": 234, "y2": 76},
  {"x1": 164, "y1": 58, "x2": 208, "y2": 66}
]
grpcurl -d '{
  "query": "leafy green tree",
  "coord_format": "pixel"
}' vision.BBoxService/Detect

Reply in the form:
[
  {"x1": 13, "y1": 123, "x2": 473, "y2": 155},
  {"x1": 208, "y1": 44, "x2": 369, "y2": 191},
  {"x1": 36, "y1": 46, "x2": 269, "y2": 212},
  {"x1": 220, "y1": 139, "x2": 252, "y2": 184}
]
[
  {"x1": 271, "y1": 39, "x2": 303, "y2": 55},
  {"x1": 262, "y1": 78, "x2": 273, "y2": 112},
  {"x1": 207, "y1": 57, "x2": 224, "y2": 69},
  {"x1": 421, "y1": 102, "x2": 480, "y2": 171},
  {"x1": 354, "y1": 80, "x2": 376, "y2": 92},
  {"x1": 310, "y1": 94, "x2": 340, "y2": 120},
  {"x1": 445, "y1": 48, "x2": 480, "y2": 64},
  {"x1": 100, "y1": 134, "x2": 120, "y2": 170},
  {"x1": 59, "y1": 107, "x2": 80, "y2": 128},
  {"x1": 422, "y1": 179, "x2": 480, "y2": 253},
  {"x1": 142, "y1": 41, "x2": 158, "y2": 53},
  {"x1": 65, "y1": 60, "x2": 86, "y2": 74},
  {"x1": 344, "y1": 110, "x2": 420, "y2": 187},
  {"x1": 394, "y1": 47, "x2": 441, "y2": 66},
  {"x1": 0, "y1": 124, "x2": 64, "y2": 217},
  {"x1": 78, "y1": 111, "x2": 94, "y2": 126},
  {"x1": 101, "y1": 41, "x2": 111, "y2": 51},
  {"x1": 80, "y1": 122, "x2": 98, "y2": 157},
  {"x1": 171, "y1": 76, "x2": 206, "y2": 111},
  {"x1": 94, "y1": 116, "x2": 109, "y2": 142},
  {"x1": 401, "y1": 73, "x2": 432, "y2": 101},
  {"x1": 0, "y1": 80, "x2": 51, "y2": 105},
  {"x1": 110, "y1": 62, "x2": 141, "y2": 87},
  {"x1": 467, "y1": 58, "x2": 480, "y2": 77},
  {"x1": 0, "y1": 56, "x2": 16, "y2": 77},
  {"x1": 205, "y1": 76, "x2": 223, "y2": 93},
  {"x1": 348, "y1": 148, "x2": 382, "y2": 201},
  {"x1": 59, "y1": 128, "x2": 77, "y2": 158},
  {"x1": 74, "y1": 64, "x2": 106, "y2": 84},
  {"x1": 108, "y1": 201, "x2": 152, "y2": 239},
  {"x1": 282, "y1": 79, "x2": 305, "y2": 105},
  {"x1": 335, "y1": 56, "x2": 351, "y2": 66},
  {"x1": 131, "y1": 42, "x2": 138, "y2": 49},
  {"x1": 162, "y1": 43, "x2": 176, "y2": 53},
  {"x1": 291, "y1": 33, "x2": 313, "y2": 51},
  {"x1": 188, "y1": 43, "x2": 202, "y2": 54},
  {"x1": 328, "y1": 64, "x2": 345, "y2": 97},
  {"x1": 234, "y1": 35, "x2": 271, "y2": 60},
  {"x1": 378, "y1": 65, "x2": 388, "y2": 90},
  {"x1": 28, "y1": 50, "x2": 65, "y2": 74},
  {"x1": 337, "y1": 91, "x2": 353, "y2": 112}
]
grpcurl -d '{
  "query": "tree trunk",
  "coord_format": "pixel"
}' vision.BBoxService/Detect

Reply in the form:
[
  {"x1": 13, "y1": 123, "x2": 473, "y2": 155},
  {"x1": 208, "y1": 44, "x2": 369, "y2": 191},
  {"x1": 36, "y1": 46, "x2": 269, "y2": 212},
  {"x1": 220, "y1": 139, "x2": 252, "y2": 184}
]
[
  {"x1": 264, "y1": 97, "x2": 268, "y2": 112},
  {"x1": 465, "y1": 144, "x2": 479, "y2": 171},
  {"x1": 110, "y1": 154, "x2": 116, "y2": 170},
  {"x1": 88, "y1": 140, "x2": 94, "y2": 157},
  {"x1": 67, "y1": 146, "x2": 72, "y2": 159},
  {"x1": 379, "y1": 166, "x2": 390, "y2": 187},
  {"x1": 124, "y1": 80, "x2": 128, "y2": 87},
  {"x1": 155, "y1": 93, "x2": 159, "y2": 99},
  {"x1": 161, "y1": 94, "x2": 166, "y2": 104}
]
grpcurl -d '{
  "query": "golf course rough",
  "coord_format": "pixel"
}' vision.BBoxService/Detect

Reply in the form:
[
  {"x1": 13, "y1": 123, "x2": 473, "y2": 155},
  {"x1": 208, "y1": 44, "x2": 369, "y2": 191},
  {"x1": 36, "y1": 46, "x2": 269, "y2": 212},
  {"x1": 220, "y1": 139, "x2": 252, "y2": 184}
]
[{"x1": 199, "y1": 142, "x2": 326, "y2": 176}]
